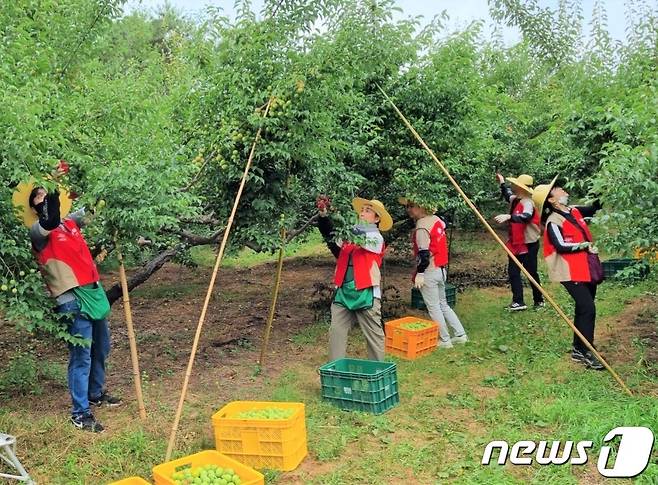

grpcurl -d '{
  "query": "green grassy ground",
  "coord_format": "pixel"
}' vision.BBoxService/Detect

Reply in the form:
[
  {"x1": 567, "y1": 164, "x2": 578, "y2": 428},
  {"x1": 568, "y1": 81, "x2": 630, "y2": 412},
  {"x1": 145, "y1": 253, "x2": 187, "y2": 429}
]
[
  {"x1": 189, "y1": 231, "x2": 328, "y2": 269},
  {"x1": 1, "y1": 232, "x2": 656, "y2": 484}
]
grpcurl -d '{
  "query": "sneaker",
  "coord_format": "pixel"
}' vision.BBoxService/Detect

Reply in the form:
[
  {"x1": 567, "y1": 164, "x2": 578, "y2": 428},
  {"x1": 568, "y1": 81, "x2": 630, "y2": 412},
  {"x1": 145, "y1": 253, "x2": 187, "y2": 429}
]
[
  {"x1": 451, "y1": 335, "x2": 469, "y2": 344},
  {"x1": 533, "y1": 301, "x2": 546, "y2": 309},
  {"x1": 505, "y1": 302, "x2": 527, "y2": 311},
  {"x1": 70, "y1": 413, "x2": 104, "y2": 433},
  {"x1": 571, "y1": 348, "x2": 586, "y2": 363},
  {"x1": 583, "y1": 351, "x2": 605, "y2": 371},
  {"x1": 89, "y1": 391, "x2": 122, "y2": 407},
  {"x1": 438, "y1": 340, "x2": 454, "y2": 349}
]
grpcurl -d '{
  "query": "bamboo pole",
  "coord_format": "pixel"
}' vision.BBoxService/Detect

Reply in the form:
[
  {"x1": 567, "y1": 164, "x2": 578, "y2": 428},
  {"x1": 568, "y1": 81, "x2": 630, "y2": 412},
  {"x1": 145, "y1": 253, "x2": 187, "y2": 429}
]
[
  {"x1": 114, "y1": 237, "x2": 147, "y2": 420},
  {"x1": 378, "y1": 86, "x2": 633, "y2": 397},
  {"x1": 165, "y1": 98, "x2": 274, "y2": 460},
  {"x1": 258, "y1": 227, "x2": 287, "y2": 367}
]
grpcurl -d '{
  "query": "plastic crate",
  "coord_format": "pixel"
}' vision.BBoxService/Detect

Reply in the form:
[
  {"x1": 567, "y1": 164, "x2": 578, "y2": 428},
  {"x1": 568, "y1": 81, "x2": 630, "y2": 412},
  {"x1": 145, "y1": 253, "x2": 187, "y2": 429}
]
[
  {"x1": 107, "y1": 478, "x2": 151, "y2": 485},
  {"x1": 411, "y1": 283, "x2": 456, "y2": 309},
  {"x1": 319, "y1": 358, "x2": 399, "y2": 414},
  {"x1": 385, "y1": 316, "x2": 439, "y2": 360},
  {"x1": 634, "y1": 247, "x2": 658, "y2": 261},
  {"x1": 212, "y1": 401, "x2": 307, "y2": 471},
  {"x1": 153, "y1": 450, "x2": 264, "y2": 485},
  {"x1": 602, "y1": 258, "x2": 650, "y2": 279}
]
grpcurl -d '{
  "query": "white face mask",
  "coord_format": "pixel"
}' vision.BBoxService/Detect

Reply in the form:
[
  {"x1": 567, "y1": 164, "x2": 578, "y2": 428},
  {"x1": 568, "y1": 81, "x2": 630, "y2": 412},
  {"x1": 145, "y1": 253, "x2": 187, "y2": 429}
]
[{"x1": 558, "y1": 195, "x2": 569, "y2": 205}]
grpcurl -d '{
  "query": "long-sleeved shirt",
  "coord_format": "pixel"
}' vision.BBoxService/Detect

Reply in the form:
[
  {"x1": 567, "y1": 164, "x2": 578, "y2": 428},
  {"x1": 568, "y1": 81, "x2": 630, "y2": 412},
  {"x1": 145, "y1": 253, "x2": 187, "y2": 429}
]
[
  {"x1": 500, "y1": 183, "x2": 533, "y2": 222},
  {"x1": 30, "y1": 208, "x2": 87, "y2": 304},
  {"x1": 546, "y1": 203, "x2": 601, "y2": 254},
  {"x1": 317, "y1": 215, "x2": 383, "y2": 298}
]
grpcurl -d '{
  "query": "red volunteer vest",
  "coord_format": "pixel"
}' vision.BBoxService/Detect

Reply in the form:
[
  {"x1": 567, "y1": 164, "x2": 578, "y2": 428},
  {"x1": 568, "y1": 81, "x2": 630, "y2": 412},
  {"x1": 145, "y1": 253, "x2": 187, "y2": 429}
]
[
  {"x1": 334, "y1": 243, "x2": 385, "y2": 290},
  {"x1": 507, "y1": 199, "x2": 534, "y2": 255},
  {"x1": 543, "y1": 208, "x2": 592, "y2": 282},
  {"x1": 412, "y1": 218, "x2": 448, "y2": 267},
  {"x1": 37, "y1": 219, "x2": 99, "y2": 296}
]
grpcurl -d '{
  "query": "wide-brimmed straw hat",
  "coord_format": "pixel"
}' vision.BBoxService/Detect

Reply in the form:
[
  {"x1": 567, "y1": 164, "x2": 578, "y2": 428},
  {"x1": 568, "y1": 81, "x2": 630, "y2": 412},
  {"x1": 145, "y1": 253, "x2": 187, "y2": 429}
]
[
  {"x1": 531, "y1": 175, "x2": 559, "y2": 216},
  {"x1": 506, "y1": 174, "x2": 534, "y2": 194},
  {"x1": 352, "y1": 197, "x2": 393, "y2": 232},
  {"x1": 397, "y1": 197, "x2": 437, "y2": 214},
  {"x1": 12, "y1": 179, "x2": 73, "y2": 228}
]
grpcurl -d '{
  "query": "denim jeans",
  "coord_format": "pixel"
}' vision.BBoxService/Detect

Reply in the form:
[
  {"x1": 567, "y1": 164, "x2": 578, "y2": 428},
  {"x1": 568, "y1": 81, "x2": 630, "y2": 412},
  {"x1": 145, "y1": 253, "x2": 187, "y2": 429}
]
[{"x1": 57, "y1": 298, "x2": 110, "y2": 417}]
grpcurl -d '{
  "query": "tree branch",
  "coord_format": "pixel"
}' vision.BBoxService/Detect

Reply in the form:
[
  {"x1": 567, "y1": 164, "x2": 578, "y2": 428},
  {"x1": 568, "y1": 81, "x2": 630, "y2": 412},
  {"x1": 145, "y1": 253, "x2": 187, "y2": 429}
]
[
  {"x1": 105, "y1": 246, "x2": 180, "y2": 306},
  {"x1": 286, "y1": 213, "x2": 319, "y2": 243},
  {"x1": 104, "y1": 213, "x2": 319, "y2": 305}
]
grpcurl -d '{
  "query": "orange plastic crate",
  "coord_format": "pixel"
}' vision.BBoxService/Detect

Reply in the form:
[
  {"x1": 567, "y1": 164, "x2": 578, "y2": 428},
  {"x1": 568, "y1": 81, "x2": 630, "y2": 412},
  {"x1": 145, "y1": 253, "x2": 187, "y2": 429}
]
[
  {"x1": 152, "y1": 450, "x2": 264, "y2": 485},
  {"x1": 212, "y1": 401, "x2": 307, "y2": 471},
  {"x1": 107, "y1": 478, "x2": 151, "y2": 485},
  {"x1": 385, "y1": 316, "x2": 439, "y2": 360}
]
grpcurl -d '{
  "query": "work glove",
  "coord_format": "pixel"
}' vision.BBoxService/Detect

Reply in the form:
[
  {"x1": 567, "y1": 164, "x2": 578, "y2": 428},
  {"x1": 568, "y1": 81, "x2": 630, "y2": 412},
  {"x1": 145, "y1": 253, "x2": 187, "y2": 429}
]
[
  {"x1": 494, "y1": 214, "x2": 511, "y2": 224},
  {"x1": 573, "y1": 242, "x2": 591, "y2": 252},
  {"x1": 413, "y1": 273, "x2": 425, "y2": 289}
]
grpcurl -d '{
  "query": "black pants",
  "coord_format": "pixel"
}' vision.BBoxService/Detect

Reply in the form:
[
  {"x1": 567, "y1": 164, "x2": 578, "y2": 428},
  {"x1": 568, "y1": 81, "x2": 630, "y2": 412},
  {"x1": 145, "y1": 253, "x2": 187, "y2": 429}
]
[
  {"x1": 508, "y1": 241, "x2": 543, "y2": 305},
  {"x1": 562, "y1": 281, "x2": 597, "y2": 352}
]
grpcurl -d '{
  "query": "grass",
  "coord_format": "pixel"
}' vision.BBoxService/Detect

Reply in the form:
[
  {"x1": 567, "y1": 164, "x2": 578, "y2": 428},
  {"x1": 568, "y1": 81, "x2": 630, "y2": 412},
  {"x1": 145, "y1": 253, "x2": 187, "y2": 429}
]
[
  {"x1": 1, "y1": 236, "x2": 657, "y2": 484},
  {"x1": 190, "y1": 230, "x2": 328, "y2": 269}
]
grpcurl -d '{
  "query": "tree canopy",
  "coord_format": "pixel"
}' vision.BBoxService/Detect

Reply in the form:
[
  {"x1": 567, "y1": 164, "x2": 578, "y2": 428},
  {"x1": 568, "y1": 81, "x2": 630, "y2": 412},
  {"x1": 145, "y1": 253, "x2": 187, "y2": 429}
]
[{"x1": 2, "y1": 0, "x2": 657, "y2": 339}]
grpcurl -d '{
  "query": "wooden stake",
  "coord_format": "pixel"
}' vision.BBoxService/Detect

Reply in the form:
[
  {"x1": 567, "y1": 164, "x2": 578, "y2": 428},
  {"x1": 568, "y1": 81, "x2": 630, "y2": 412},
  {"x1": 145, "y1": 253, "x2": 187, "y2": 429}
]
[
  {"x1": 258, "y1": 227, "x2": 287, "y2": 367},
  {"x1": 379, "y1": 86, "x2": 633, "y2": 397},
  {"x1": 115, "y1": 237, "x2": 147, "y2": 420},
  {"x1": 165, "y1": 98, "x2": 274, "y2": 461}
]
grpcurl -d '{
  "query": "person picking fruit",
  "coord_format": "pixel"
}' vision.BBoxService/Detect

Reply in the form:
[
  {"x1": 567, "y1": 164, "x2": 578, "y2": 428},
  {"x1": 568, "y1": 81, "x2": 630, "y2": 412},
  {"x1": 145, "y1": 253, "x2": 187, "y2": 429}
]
[
  {"x1": 13, "y1": 161, "x2": 120, "y2": 433},
  {"x1": 316, "y1": 195, "x2": 392, "y2": 361},
  {"x1": 400, "y1": 197, "x2": 468, "y2": 349},
  {"x1": 493, "y1": 172, "x2": 544, "y2": 311}
]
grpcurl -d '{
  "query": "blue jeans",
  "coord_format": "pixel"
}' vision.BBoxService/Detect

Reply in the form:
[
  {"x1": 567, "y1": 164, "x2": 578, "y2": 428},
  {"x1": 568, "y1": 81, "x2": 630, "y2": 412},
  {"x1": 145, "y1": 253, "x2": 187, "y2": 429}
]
[{"x1": 57, "y1": 298, "x2": 111, "y2": 417}]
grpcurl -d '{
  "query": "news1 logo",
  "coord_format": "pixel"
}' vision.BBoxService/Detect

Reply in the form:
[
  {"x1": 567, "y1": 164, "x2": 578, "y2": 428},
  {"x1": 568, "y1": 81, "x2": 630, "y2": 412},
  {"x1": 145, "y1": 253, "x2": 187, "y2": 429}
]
[{"x1": 482, "y1": 427, "x2": 655, "y2": 478}]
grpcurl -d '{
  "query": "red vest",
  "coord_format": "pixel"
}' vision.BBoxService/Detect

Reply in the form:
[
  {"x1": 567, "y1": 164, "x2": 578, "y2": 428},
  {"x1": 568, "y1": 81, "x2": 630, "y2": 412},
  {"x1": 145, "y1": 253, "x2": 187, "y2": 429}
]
[
  {"x1": 543, "y1": 208, "x2": 592, "y2": 282},
  {"x1": 37, "y1": 219, "x2": 99, "y2": 297},
  {"x1": 412, "y1": 218, "x2": 448, "y2": 267},
  {"x1": 334, "y1": 243, "x2": 385, "y2": 290},
  {"x1": 507, "y1": 199, "x2": 539, "y2": 255}
]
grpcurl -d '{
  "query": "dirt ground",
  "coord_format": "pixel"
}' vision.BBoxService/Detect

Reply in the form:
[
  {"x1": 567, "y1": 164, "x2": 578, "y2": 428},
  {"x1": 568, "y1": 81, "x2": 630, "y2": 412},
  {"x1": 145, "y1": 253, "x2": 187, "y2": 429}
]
[
  {"x1": 0, "y1": 233, "x2": 506, "y2": 412},
  {"x1": 1, "y1": 231, "x2": 656, "y2": 415}
]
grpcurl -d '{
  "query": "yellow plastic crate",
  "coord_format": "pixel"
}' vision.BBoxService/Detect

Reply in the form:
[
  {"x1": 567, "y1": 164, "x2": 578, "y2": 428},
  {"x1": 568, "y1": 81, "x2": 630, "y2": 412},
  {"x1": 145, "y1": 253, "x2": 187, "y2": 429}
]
[
  {"x1": 212, "y1": 401, "x2": 307, "y2": 471},
  {"x1": 152, "y1": 450, "x2": 264, "y2": 485},
  {"x1": 107, "y1": 478, "x2": 151, "y2": 485}
]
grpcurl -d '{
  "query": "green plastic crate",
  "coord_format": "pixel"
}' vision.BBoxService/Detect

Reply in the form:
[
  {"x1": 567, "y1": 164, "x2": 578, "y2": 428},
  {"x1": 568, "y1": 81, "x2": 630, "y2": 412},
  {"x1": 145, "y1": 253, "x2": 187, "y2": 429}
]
[
  {"x1": 318, "y1": 358, "x2": 399, "y2": 415},
  {"x1": 602, "y1": 258, "x2": 650, "y2": 279},
  {"x1": 411, "y1": 283, "x2": 456, "y2": 310}
]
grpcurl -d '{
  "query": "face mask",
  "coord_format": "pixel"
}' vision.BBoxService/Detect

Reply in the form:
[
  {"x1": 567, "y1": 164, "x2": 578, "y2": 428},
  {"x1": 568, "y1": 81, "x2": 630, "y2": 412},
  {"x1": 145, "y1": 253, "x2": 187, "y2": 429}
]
[{"x1": 558, "y1": 195, "x2": 569, "y2": 205}]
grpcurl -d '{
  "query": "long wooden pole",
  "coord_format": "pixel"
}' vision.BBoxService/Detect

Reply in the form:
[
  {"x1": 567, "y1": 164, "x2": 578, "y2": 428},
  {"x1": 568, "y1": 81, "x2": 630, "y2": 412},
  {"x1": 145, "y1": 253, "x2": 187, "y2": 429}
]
[
  {"x1": 379, "y1": 86, "x2": 633, "y2": 397},
  {"x1": 165, "y1": 98, "x2": 273, "y2": 460},
  {"x1": 114, "y1": 237, "x2": 147, "y2": 420},
  {"x1": 258, "y1": 227, "x2": 287, "y2": 367}
]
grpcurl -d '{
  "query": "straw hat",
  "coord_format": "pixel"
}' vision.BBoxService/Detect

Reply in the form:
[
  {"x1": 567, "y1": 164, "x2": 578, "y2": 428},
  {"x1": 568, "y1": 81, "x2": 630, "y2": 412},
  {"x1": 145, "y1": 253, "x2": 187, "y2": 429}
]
[
  {"x1": 397, "y1": 197, "x2": 437, "y2": 214},
  {"x1": 12, "y1": 179, "x2": 73, "y2": 228},
  {"x1": 506, "y1": 174, "x2": 534, "y2": 194},
  {"x1": 531, "y1": 175, "x2": 559, "y2": 216},
  {"x1": 352, "y1": 197, "x2": 393, "y2": 232}
]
